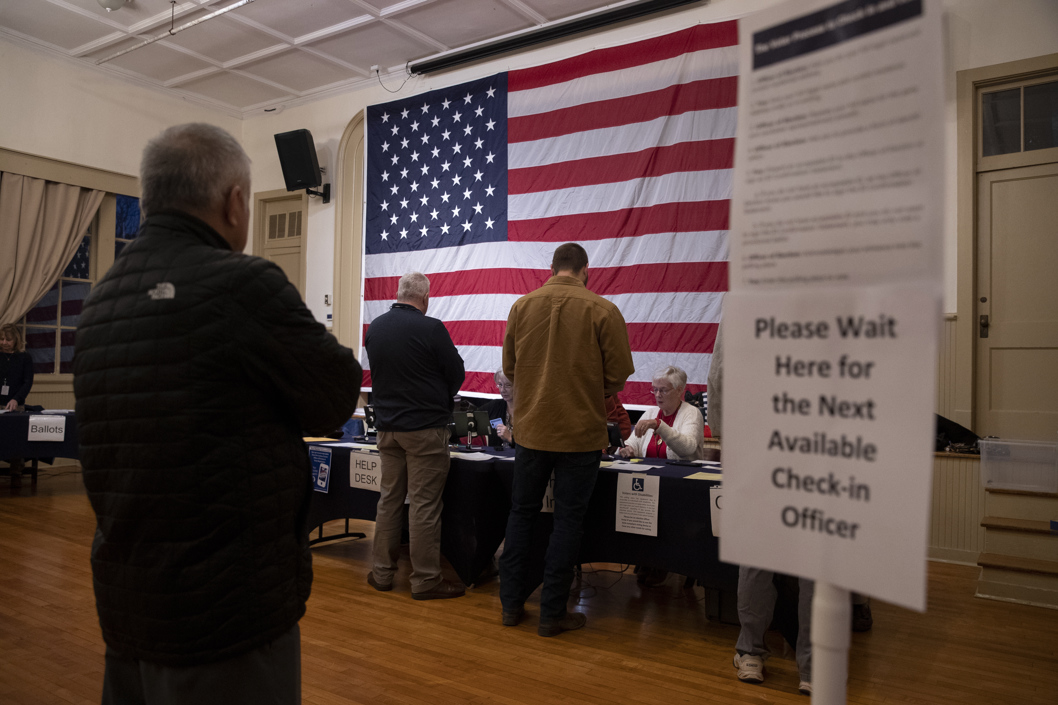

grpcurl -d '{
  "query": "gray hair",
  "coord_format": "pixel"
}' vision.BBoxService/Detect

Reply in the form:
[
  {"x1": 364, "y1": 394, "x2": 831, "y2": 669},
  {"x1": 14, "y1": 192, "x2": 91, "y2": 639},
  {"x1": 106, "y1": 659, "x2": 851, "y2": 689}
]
[
  {"x1": 653, "y1": 365, "x2": 688, "y2": 391},
  {"x1": 396, "y1": 271, "x2": 430, "y2": 302},
  {"x1": 140, "y1": 123, "x2": 251, "y2": 218},
  {"x1": 493, "y1": 369, "x2": 510, "y2": 385}
]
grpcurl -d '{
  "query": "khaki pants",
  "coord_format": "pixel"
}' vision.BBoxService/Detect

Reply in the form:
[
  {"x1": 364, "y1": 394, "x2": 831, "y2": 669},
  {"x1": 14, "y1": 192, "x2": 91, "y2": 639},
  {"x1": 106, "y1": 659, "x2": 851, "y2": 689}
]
[{"x1": 373, "y1": 427, "x2": 451, "y2": 592}]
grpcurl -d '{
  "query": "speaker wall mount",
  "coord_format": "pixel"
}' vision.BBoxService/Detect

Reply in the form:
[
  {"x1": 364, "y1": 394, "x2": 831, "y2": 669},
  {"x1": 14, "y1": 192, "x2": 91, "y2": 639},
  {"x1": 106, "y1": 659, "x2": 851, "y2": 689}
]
[{"x1": 274, "y1": 129, "x2": 330, "y2": 204}]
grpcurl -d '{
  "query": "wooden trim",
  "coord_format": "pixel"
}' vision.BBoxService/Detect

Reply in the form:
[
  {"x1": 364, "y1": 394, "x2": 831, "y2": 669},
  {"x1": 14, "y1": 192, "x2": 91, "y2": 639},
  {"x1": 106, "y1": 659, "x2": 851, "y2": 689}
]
[
  {"x1": 981, "y1": 517, "x2": 1055, "y2": 534},
  {"x1": 333, "y1": 110, "x2": 365, "y2": 351},
  {"x1": 986, "y1": 487, "x2": 1058, "y2": 499},
  {"x1": 252, "y1": 187, "x2": 309, "y2": 295},
  {"x1": 978, "y1": 552, "x2": 1058, "y2": 576},
  {"x1": 0, "y1": 148, "x2": 138, "y2": 196}
]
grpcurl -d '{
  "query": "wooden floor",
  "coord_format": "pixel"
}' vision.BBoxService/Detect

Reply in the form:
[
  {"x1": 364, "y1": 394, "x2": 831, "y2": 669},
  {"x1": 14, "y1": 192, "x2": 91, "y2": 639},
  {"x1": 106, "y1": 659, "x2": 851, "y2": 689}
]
[{"x1": 2, "y1": 471, "x2": 1057, "y2": 705}]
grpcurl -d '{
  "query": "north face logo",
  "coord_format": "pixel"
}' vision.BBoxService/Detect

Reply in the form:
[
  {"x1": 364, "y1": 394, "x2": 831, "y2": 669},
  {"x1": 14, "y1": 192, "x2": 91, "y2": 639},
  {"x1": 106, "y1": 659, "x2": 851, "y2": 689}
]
[{"x1": 147, "y1": 282, "x2": 175, "y2": 300}]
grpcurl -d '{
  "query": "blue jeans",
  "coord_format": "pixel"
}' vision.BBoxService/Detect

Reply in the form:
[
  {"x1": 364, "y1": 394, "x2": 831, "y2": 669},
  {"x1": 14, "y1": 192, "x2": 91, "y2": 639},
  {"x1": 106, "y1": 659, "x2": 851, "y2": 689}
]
[{"x1": 499, "y1": 446, "x2": 600, "y2": 622}]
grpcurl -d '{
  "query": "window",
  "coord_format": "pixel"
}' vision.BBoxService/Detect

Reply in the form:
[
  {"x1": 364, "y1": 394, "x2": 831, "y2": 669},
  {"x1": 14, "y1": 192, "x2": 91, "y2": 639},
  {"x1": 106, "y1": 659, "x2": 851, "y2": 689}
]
[
  {"x1": 982, "y1": 79, "x2": 1058, "y2": 156},
  {"x1": 19, "y1": 195, "x2": 141, "y2": 376}
]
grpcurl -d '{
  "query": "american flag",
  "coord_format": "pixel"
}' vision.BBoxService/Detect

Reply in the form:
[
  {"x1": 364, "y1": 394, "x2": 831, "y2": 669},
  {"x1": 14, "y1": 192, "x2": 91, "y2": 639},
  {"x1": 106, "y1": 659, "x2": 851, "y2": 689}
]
[{"x1": 362, "y1": 22, "x2": 736, "y2": 406}]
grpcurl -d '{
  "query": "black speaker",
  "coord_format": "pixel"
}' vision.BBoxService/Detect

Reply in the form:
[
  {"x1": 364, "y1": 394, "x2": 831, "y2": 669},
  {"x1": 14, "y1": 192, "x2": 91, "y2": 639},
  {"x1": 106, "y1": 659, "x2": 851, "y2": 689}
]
[{"x1": 274, "y1": 129, "x2": 322, "y2": 191}]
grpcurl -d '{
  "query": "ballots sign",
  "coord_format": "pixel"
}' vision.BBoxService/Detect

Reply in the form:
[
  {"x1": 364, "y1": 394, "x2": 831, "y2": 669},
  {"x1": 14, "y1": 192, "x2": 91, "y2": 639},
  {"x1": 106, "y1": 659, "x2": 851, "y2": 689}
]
[
  {"x1": 721, "y1": 286, "x2": 937, "y2": 610},
  {"x1": 349, "y1": 450, "x2": 382, "y2": 492},
  {"x1": 28, "y1": 415, "x2": 66, "y2": 442},
  {"x1": 309, "y1": 446, "x2": 332, "y2": 493}
]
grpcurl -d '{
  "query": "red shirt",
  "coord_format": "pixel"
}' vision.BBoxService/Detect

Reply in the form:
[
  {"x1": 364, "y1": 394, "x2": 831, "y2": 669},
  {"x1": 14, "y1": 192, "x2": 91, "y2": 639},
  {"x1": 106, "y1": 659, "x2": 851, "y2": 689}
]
[{"x1": 645, "y1": 409, "x2": 678, "y2": 458}]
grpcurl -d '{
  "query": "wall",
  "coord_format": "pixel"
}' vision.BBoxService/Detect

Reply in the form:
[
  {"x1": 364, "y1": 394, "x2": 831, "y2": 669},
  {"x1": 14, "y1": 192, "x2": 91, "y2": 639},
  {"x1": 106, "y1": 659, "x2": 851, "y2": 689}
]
[{"x1": 0, "y1": 40, "x2": 241, "y2": 181}]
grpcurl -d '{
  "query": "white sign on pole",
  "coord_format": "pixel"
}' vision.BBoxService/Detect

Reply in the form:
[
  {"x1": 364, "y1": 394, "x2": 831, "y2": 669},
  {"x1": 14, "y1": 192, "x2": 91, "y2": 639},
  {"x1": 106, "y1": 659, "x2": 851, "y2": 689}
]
[
  {"x1": 721, "y1": 0, "x2": 945, "y2": 614},
  {"x1": 616, "y1": 473, "x2": 660, "y2": 536},
  {"x1": 28, "y1": 415, "x2": 66, "y2": 442}
]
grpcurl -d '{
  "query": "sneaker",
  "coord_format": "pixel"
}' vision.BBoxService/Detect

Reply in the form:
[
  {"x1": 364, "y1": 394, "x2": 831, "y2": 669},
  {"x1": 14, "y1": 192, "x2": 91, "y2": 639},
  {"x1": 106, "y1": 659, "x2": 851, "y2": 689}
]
[
  {"x1": 411, "y1": 579, "x2": 466, "y2": 600},
  {"x1": 367, "y1": 572, "x2": 393, "y2": 592},
  {"x1": 537, "y1": 611, "x2": 586, "y2": 637},
  {"x1": 501, "y1": 606, "x2": 525, "y2": 626},
  {"x1": 852, "y1": 601, "x2": 873, "y2": 632},
  {"x1": 799, "y1": 680, "x2": 812, "y2": 696},
  {"x1": 733, "y1": 653, "x2": 765, "y2": 684}
]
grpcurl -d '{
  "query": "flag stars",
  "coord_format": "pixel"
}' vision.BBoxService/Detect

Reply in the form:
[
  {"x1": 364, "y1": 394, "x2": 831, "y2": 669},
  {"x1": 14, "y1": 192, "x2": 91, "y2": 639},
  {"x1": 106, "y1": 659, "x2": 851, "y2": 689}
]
[
  {"x1": 381, "y1": 141, "x2": 390, "y2": 152},
  {"x1": 409, "y1": 212, "x2": 419, "y2": 222},
  {"x1": 381, "y1": 112, "x2": 390, "y2": 123},
  {"x1": 440, "y1": 223, "x2": 451, "y2": 234},
  {"x1": 452, "y1": 110, "x2": 462, "y2": 123},
  {"x1": 410, "y1": 182, "x2": 419, "y2": 192},
  {"x1": 440, "y1": 192, "x2": 451, "y2": 203},
  {"x1": 442, "y1": 98, "x2": 451, "y2": 110},
  {"x1": 452, "y1": 205, "x2": 461, "y2": 217},
  {"x1": 462, "y1": 156, "x2": 472, "y2": 168},
  {"x1": 400, "y1": 228, "x2": 408, "y2": 238},
  {"x1": 473, "y1": 170, "x2": 484, "y2": 181},
  {"x1": 420, "y1": 226, "x2": 429, "y2": 237},
  {"x1": 401, "y1": 138, "x2": 410, "y2": 149},
  {"x1": 430, "y1": 209, "x2": 439, "y2": 219},
  {"x1": 391, "y1": 125, "x2": 399, "y2": 135},
  {"x1": 390, "y1": 184, "x2": 400, "y2": 195},
  {"x1": 380, "y1": 230, "x2": 389, "y2": 239},
  {"x1": 380, "y1": 200, "x2": 389, "y2": 211},
  {"x1": 421, "y1": 103, "x2": 430, "y2": 114},
  {"x1": 441, "y1": 161, "x2": 451, "y2": 172},
  {"x1": 419, "y1": 195, "x2": 429, "y2": 206},
  {"x1": 486, "y1": 119, "x2": 496, "y2": 131},
  {"x1": 485, "y1": 152, "x2": 495, "y2": 164},
  {"x1": 421, "y1": 164, "x2": 430, "y2": 176},
  {"x1": 390, "y1": 214, "x2": 398, "y2": 224},
  {"x1": 473, "y1": 202, "x2": 483, "y2": 214},
  {"x1": 430, "y1": 178, "x2": 440, "y2": 189},
  {"x1": 485, "y1": 185, "x2": 495, "y2": 197},
  {"x1": 431, "y1": 147, "x2": 440, "y2": 158},
  {"x1": 441, "y1": 130, "x2": 451, "y2": 141},
  {"x1": 381, "y1": 170, "x2": 390, "y2": 181},
  {"x1": 391, "y1": 154, "x2": 399, "y2": 165},
  {"x1": 400, "y1": 198, "x2": 409, "y2": 209},
  {"x1": 475, "y1": 139, "x2": 484, "y2": 150},
  {"x1": 463, "y1": 125, "x2": 473, "y2": 136},
  {"x1": 463, "y1": 93, "x2": 473, "y2": 104},
  {"x1": 400, "y1": 168, "x2": 409, "y2": 179},
  {"x1": 474, "y1": 106, "x2": 484, "y2": 117},
  {"x1": 462, "y1": 188, "x2": 472, "y2": 200},
  {"x1": 431, "y1": 116, "x2": 440, "y2": 128},
  {"x1": 452, "y1": 143, "x2": 462, "y2": 154},
  {"x1": 410, "y1": 120, "x2": 420, "y2": 132},
  {"x1": 400, "y1": 108, "x2": 410, "y2": 119},
  {"x1": 484, "y1": 217, "x2": 495, "y2": 229},
  {"x1": 461, "y1": 220, "x2": 472, "y2": 232},
  {"x1": 410, "y1": 150, "x2": 420, "y2": 162},
  {"x1": 421, "y1": 133, "x2": 430, "y2": 145},
  {"x1": 486, "y1": 87, "x2": 495, "y2": 98},
  {"x1": 452, "y1": 174, "x2": 462, "y2": 186}
]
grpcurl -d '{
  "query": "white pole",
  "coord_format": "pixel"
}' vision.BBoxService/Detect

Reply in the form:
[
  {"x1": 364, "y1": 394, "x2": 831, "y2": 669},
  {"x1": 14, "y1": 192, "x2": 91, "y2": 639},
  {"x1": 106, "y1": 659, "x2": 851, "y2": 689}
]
[{"x1": 811, "y1": 581, "x2": 850, "y2": 705}]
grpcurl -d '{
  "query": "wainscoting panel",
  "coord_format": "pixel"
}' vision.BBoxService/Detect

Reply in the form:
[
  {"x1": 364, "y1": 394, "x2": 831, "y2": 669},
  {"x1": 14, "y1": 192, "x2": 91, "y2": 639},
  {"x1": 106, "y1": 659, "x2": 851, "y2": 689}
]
[{"x1": 930, "y1": 453, "x2": 986, "y2": 564}]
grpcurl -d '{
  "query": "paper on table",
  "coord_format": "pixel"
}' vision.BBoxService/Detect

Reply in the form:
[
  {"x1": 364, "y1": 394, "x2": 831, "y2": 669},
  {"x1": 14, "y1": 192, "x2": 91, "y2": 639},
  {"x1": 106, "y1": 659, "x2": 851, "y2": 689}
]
[
  {"x1": 685, "y1": 471, "x2": 722, "y2": 481},
  {"x1": 42, "y1": 409, "x2": 75, "y2": 414},
  {"x1": 326, "y1": 441, "x2": 378, "y2": 450},
  {"x1": 450, "y1": 451, "x2": 495, "y2": 461},
  {"x1": 302, "y1": 437, "x2": 335, "y2": 442},
  {"x1": 606, "y1": 460, "x2": 650, "y2": 472}
]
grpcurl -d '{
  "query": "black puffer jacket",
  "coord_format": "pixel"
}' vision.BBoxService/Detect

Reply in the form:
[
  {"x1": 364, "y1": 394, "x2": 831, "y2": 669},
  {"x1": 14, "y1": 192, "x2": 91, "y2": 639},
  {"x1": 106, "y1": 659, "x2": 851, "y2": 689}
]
[{"x1": 74, "y1": 212, "x2": 361, "y2": 666}]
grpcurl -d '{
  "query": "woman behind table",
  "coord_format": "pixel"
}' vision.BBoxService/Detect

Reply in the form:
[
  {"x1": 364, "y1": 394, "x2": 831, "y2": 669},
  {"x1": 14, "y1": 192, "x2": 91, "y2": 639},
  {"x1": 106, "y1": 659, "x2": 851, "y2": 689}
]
[
  {"x1": 1, "y1": 323, "x2": 34, "y2": 488},
  {"x1": 477, "y1": 369, "x2": 514, "y2": 446},
  {"x1": 619, "y1": 365, "x2": 704, "y2": 461}
]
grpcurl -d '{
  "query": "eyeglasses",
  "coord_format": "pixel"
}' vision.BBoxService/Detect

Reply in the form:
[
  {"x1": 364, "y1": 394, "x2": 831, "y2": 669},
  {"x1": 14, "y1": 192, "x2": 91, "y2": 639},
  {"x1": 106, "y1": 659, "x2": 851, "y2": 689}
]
[{"x1": 651, "y1": 386, "x2": 675, "y2": 395}]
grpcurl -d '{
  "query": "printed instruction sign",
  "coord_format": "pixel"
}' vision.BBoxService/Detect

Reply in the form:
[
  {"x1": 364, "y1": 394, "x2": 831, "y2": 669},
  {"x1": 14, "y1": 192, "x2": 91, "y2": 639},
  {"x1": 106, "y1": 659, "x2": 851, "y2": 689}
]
[
  {"x1": 721, "y1": 0, "x2": 944, "y2": 612},
  {"x1": 28, "y1": 415, "x2": 66, "y2": 442},
  {"x1": 616, "y1": 473, "x2": 660, "y2": 537},
  {"x1": 349, "y1": 450, "x2": 382, "y2": 492},
  {"x1": 309, "y1": 446, "x2": 332, "y2": 493}
]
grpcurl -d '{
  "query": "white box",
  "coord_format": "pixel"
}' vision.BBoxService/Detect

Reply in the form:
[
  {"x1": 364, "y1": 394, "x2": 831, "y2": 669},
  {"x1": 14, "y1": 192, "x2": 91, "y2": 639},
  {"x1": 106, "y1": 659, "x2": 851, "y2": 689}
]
[{"x1": 979, "y1": 439, "x2": 1058, "y2": 493}]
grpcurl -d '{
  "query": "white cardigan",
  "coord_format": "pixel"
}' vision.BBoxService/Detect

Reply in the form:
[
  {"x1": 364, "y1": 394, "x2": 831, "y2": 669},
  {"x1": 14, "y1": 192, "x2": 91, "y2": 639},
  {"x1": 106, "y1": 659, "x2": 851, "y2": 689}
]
[{"x1": 624, "y1": 401, "x2": 704, "y2": 461}]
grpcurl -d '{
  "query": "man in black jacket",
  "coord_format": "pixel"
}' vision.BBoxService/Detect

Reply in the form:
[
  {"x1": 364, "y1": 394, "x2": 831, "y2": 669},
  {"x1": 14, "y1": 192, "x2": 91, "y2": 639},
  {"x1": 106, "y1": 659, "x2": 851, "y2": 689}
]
[
  {"x1": 364, "y1": 272, "x2": 466, "y2": 599},
  {"x1": 74, "y1": 123, "x2": 361, "y2": 704}
]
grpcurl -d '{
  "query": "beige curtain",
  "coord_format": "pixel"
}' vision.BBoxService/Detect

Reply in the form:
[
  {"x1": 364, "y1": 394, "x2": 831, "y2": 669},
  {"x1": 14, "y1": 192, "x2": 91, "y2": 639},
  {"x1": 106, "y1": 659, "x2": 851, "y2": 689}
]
[{"x1": 0, "y1": 172, "x2": 105, "y2": 325}]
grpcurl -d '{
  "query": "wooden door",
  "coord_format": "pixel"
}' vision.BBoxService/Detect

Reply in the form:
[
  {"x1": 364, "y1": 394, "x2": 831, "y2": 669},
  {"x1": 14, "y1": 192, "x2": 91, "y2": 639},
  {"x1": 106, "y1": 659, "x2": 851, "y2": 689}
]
[{"x1": 975, "y1": 162, "x2": 1058, "y2": 440}]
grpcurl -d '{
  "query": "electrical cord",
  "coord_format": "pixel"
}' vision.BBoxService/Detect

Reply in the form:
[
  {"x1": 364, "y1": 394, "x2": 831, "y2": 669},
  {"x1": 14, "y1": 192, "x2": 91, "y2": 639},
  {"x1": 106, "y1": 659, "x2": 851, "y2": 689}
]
[{"x1": 375, "y1": 63, "x2": 413, "y2": 94}]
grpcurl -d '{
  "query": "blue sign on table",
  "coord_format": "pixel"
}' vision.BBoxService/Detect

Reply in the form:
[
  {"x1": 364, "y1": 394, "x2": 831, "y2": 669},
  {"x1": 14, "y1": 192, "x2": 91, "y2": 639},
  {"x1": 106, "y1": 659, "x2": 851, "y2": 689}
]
[{"x1": 309, "y1": 446, "x2": 332, "y2": 493}]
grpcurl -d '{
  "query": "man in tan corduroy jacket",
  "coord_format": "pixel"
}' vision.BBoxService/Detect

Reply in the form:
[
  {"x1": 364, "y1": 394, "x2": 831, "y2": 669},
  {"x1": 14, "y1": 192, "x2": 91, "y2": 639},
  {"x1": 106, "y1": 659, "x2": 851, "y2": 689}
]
[{"x1": 498, "y1": 242, "x2": 634, "y2": 637}]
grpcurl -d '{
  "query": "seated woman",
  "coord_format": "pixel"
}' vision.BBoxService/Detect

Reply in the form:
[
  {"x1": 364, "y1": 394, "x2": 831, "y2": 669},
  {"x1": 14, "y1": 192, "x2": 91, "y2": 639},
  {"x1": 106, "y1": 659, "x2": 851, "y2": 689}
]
[
  {"x1": 619, "y1": 365, "x2": 704, "y2": 461},
  {"x1": 473, "y1": 370, "x2": 514, "y2": 447},
  {"x1": 1, "y1": 323, "x2": 34, "y2": 487}
]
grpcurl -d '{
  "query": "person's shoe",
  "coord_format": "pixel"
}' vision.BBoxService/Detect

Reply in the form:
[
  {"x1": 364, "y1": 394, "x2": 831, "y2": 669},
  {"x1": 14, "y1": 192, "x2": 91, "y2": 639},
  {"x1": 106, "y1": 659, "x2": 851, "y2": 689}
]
[
  {"x1": 366, "y1": 572, "x2": 393, "y2": 592},
  {"x1": 538, "y1": 611, "x2": 586, "y2": 637},
  {"x1": 501, "y1": 606, "x2": 525, "y2": 626},
  {"x1": 799, "y1": 680, "x2": 812, "y2": 696},
  {"x1": 411, "y1": 580, "x2": 465, "y2": 600},
  {"x1": 733, "y1": 653, "x2": 765, "y2": 684},
  {"x1": 852, "y1": 600, "x2": 873, "y2": 632}
]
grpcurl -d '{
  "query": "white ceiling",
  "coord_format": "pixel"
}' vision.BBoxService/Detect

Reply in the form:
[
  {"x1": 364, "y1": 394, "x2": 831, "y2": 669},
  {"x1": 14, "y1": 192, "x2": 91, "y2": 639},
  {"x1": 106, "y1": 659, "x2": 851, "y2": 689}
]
[{"x1": 0, "y1": 0, "x2": 641, "y2": 118}]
